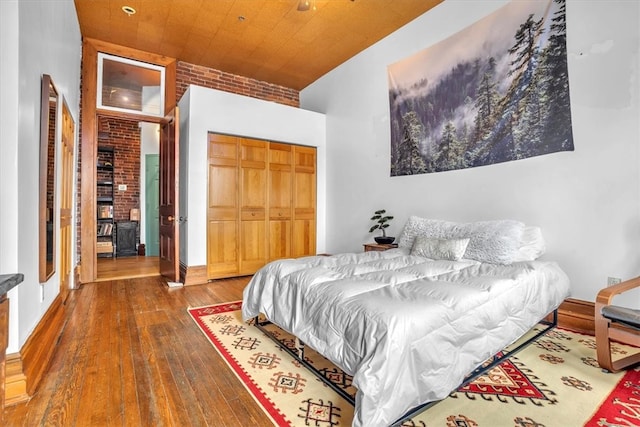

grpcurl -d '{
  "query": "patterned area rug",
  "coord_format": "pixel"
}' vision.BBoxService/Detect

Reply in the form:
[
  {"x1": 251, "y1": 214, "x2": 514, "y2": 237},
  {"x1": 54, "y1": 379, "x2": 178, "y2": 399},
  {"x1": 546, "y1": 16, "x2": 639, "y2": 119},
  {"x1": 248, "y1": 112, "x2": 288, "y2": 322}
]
[{"x1": 188, "y1": 302, "x2": 640, "y2": 427}]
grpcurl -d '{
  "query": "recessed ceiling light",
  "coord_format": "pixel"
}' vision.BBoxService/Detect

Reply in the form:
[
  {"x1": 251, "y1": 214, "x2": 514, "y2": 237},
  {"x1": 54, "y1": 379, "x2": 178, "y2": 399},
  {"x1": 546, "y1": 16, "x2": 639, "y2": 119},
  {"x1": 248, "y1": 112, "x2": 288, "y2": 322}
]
[{"x1": 122, "y1": 6, "x2": 136, "y2": 17}]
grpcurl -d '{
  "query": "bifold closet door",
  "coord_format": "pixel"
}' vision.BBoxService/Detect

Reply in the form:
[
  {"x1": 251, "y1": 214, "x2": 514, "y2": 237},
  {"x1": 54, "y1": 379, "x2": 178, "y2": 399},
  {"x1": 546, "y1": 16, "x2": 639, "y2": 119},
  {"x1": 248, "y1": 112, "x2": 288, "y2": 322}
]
[
  {"x1": 207, "y1": 133, "x2": 317, "y2": 279},
  {"x1": 239, "y1": 138, "x2": 268, "y2": 275},
  {"x1": 292, "y1": 146, "x2": 316, "y2": 257},
  {"x1": 207, "y1": 134, "x2": 239, "y2": 278},
  {"x1": 268, "y1": 143, "x2": 293, "y2": 261}
]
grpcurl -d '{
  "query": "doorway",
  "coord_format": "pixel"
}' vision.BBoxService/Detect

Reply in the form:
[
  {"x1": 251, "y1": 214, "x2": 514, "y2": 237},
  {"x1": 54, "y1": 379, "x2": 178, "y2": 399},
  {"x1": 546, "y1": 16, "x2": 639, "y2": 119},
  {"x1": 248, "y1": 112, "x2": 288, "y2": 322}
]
[
  {"x1": 78, "y1": 38, "x2": 177, "y2": 284},
  {"x1": 95, "y1": 117, "x2": 160, "y2": 281}
]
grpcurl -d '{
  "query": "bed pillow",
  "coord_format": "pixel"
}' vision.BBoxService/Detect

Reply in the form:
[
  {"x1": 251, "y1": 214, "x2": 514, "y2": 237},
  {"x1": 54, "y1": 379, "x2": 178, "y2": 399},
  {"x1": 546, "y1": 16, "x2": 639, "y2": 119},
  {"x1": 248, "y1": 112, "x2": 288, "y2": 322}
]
[
  {"x1": 410, "y1": 236, "x2": 470, "y2": 261},
  {"x1": 397, "y1": 216, "x2": 456, "y2": 248},
  {"x1": 397, "y1": 216, "x2": 526, "y2": 264},
  {"x1": 452, "y1": 220, "x2": 525, "y2": 264},
  {"x1": 511, "y1": 226, "x2": 546, "y2": 261}
]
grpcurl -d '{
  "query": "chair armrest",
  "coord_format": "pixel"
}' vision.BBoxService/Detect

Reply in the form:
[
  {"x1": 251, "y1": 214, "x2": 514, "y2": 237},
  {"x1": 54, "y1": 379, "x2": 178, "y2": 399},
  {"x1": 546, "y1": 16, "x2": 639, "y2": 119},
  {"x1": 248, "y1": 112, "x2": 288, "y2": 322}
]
[{"x1": 596, "y1": 276, "x2": 640, "y2": 307}]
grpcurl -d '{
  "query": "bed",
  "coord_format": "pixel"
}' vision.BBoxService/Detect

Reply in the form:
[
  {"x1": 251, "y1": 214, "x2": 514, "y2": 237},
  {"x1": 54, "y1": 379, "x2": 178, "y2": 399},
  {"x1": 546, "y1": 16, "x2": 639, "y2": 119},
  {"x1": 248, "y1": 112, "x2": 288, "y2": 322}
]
[{"x1": 242, "y1": 217, "x2": 571, "y2": 427}]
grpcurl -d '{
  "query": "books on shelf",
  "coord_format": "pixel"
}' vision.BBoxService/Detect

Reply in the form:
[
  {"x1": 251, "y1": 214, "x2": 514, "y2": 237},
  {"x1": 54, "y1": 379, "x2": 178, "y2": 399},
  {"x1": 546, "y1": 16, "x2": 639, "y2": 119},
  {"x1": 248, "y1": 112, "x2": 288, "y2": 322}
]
[
  {"x1": 98, "y1": 222, "x2": 113, "y2": 236},
  {"x1": 98, "y1": 205, "x2": 113, "y2": 219}
]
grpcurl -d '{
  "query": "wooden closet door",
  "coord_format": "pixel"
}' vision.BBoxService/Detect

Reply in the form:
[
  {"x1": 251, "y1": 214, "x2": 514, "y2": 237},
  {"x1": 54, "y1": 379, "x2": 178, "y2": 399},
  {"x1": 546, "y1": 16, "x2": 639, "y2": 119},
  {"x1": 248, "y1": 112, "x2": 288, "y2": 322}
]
[
  {"x1": 268, "y1": 143, "x2": 293, "y2": 261},
  {"x1": 239, "y1": 138, "x2": 267, "y2": 274},
  {"x1": 207, "y1": 134, "x2": 239, "y2": 279},
  {"x1": 292, "y1": 146, "x2": 316, "y2": 257}
]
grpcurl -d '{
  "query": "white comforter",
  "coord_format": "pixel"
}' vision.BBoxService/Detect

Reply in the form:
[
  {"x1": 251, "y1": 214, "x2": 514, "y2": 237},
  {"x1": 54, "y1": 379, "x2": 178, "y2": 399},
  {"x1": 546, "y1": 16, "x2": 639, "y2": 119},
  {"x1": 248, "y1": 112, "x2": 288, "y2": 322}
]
[{"x1": 242, "y1": 248, "x2": 571, "y2": 427}]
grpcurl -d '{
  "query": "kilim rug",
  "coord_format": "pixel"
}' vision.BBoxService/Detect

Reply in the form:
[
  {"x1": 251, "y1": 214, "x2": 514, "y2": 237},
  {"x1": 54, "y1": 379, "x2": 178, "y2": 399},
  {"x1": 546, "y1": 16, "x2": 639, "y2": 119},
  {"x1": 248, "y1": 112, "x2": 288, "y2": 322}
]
[{"x1": 188, "y1": 302, "x2": 640, "y2": 427}]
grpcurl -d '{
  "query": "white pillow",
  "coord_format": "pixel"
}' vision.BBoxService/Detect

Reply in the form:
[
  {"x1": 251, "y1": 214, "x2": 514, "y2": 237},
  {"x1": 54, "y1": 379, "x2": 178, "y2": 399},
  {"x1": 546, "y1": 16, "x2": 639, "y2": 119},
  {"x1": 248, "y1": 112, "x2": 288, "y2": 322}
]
[
  {"x1": 397, "y1": 216, "x2": 456, "y2": 248},
  {"x1": 511, "y1": 226, "x2": 546, "y2": 261},
  {"x1": 410, "y1": 236, "x2": 470, "y2": 261},
  {"x1": 452, "y1": 220, "x2": 525, "y2": 264},
  {"x1": 397, "y1": 216, "x2": 526, "y2": 264}
]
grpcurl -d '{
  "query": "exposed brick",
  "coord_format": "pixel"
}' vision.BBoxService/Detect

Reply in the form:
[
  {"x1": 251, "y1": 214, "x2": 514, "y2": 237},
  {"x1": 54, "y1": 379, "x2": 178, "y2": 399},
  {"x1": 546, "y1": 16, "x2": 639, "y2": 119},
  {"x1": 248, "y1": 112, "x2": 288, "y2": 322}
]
[
  {"x1": 176, "y1": 61, "x2": 299, "y2": 107},
  {"x1": 96, "y1": 117, "x2": 141, "y2": 223}
]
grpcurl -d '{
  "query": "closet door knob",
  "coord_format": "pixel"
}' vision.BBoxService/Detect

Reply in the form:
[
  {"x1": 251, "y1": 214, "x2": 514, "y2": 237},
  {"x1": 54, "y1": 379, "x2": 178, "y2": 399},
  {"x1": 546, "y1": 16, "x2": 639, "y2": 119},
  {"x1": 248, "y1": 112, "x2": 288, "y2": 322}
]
[{"x1": 167, "y1": 215, "x2": 174, "y2": 222}]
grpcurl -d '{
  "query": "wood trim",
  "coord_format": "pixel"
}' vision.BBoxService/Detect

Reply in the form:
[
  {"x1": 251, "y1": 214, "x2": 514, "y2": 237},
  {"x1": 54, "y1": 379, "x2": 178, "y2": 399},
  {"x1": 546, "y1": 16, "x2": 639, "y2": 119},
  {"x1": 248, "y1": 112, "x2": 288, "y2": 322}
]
[
  {"x1": 95, "y1": 108, "x2": 165, "y2": 124},
  {"x1": 556, "y1": 298, "x2": 595, "y2": 335},
  {"x1": 84, "y1": 38, "x2": 176, "y2": 67},
  {"x1": 4, "y1": 353, "x2": 28, "y2": 406},
  {"x1": 78, "y1": 38, "x2": 177, "y2": 284},
  {"x1": 73, "y1": 263, "x2": 81, "y2": 290},
  {"x1": 20, "y1": 295, "x2": 66, "y2": 396},
  {"x1": 164, "y1": 60, "x2": 177, "y2": 112},
  {"x1": 180, "y1": 263, "x2": 208, "y2": 286},
  {"x1": 79, "y1": 39, "x2": 98, "y2": 284}
]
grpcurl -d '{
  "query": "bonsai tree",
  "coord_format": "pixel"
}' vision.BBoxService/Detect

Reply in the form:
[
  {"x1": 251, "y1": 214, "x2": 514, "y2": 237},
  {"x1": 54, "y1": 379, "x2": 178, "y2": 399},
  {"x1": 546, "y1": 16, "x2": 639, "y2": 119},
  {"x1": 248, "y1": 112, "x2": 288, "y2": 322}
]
[{"x1": 369, "y1": 209, "x2": 394, "y2": 237}]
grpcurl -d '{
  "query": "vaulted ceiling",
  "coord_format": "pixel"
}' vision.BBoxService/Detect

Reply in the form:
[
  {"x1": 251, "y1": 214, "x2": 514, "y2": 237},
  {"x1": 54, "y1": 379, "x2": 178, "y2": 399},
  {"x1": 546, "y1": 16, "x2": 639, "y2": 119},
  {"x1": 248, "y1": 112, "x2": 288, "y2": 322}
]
[{"x1": 74, "y1": 0, "x2": 443, "y2": 90}]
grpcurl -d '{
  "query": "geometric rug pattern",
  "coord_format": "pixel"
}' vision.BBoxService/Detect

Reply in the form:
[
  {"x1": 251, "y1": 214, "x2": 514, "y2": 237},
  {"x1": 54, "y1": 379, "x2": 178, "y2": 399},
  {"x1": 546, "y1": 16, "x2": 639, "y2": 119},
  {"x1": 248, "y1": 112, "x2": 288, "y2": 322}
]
[{"x1": 188, "y1": 302, "x2": 640, "y2": 427}]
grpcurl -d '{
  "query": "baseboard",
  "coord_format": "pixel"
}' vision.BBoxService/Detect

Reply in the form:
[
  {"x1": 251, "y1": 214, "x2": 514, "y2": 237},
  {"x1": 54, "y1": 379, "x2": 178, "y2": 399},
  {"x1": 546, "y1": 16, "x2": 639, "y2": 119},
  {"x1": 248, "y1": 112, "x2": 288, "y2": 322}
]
[
  {"x1": 556, "y1": 298, "x2": 595, "y2": 335},
  {"x1": 73, "y1": 263, "x2": 81, "y2": 289},
  {"x1": 20, "y1": 294, "x2": 67, "y2": 396},
  {"x1": 4, "y1": 353, "x2": 28, "y2": 406},
  {"x1": 180, "y1": 263, "x2": 208, "y2": 286}
]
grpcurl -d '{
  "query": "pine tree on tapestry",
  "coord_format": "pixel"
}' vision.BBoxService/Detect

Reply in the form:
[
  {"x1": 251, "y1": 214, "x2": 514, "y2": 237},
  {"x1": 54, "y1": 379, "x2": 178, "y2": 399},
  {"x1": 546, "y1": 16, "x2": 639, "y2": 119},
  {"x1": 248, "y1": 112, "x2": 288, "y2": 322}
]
[
  {"x1": 539, "y1": 0, "x2": 573, "y2": 153},
  {"x1": 395, "y1": 111, "x2": 426, "y2": 175}
]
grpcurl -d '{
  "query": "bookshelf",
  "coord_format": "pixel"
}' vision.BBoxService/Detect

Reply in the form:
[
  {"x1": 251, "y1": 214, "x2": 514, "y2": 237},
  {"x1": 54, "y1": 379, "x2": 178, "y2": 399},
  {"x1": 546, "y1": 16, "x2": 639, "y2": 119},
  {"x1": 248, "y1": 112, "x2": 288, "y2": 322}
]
[{"x1": 97, "y1": 146, "x2": 115, "y2": 257}]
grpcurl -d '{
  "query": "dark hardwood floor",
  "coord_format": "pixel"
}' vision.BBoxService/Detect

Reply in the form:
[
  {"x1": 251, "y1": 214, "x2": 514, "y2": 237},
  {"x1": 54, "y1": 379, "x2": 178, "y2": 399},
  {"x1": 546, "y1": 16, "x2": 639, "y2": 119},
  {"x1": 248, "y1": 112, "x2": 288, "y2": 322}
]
[{"x1": 3, "y1": 275, "x2": 274, "y2": 426}]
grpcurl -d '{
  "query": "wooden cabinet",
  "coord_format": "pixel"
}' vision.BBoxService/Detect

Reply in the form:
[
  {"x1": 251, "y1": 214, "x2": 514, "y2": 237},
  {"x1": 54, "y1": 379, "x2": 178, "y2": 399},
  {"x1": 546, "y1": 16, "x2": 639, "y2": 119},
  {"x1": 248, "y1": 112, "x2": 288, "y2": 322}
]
[
  {"x1": 363, "y1": 243, "x2": 398, "y2": 252},
  {"x1": 207, "y1": 133, "x2": 316, "y2": 279}
]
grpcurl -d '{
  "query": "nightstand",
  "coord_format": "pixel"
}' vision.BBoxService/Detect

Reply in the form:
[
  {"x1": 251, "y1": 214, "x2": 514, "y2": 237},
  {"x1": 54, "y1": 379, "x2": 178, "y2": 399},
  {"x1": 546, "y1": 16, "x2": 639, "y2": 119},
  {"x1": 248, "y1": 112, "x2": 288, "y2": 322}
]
[{"x1": 363, "y1": 243, "x2": 398, "y2": 252}]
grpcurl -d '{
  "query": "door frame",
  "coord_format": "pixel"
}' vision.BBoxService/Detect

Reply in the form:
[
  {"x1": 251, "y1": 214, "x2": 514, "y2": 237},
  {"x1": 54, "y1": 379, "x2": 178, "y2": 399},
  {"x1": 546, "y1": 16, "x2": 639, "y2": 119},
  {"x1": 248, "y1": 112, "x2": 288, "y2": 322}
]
[{"x1": 78, "y1": 38, "x2": 176, "y2": 284}]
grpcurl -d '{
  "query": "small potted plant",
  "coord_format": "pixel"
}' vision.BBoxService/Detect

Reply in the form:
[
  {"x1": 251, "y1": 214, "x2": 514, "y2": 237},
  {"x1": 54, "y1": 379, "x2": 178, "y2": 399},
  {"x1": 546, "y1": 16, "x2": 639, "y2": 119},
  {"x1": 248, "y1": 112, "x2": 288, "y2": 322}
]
[{"x1": 369, "y1": 209, "x2": 395, "y2": 244}]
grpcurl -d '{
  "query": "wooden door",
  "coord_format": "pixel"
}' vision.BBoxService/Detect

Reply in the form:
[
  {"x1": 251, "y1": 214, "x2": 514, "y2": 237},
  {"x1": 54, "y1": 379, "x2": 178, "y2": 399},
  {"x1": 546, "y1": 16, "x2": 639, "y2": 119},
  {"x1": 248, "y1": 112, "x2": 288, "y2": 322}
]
[
  {"x1": 208, "y1": 133, "x2": 239, "y2": 279},
  {"x1": 268, "y1": 143, "x2": 293, "y2": 261},
  {"x1": 59, "y1": 101, "x2": 75, "y2": 298},
  {"x1": 239, "y1": 138, "x2": 267, "y2": 274},
  {"x1": 159, "y1": 107, "x2": 179, "y2": 282},
  {"x1": 292, "y1": 146, "x2": 317, "y2": 257}
]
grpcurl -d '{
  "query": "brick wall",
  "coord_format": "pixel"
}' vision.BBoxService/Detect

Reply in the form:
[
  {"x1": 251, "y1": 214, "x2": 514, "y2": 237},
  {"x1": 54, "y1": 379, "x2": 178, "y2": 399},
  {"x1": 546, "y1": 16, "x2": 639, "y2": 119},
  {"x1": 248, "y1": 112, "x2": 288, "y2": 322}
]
[
  {"x1": 97, "y1": 117, "x2": 140, "y2": 222},
  {"x1": 176, "y1": 61, "x2": 300, "y2": 107}
]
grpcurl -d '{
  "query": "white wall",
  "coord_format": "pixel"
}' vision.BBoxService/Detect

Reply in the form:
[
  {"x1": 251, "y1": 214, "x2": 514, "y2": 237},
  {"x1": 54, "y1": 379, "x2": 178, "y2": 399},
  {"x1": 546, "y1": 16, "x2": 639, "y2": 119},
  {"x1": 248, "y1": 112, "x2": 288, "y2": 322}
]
[
  {"x1": 301, "y1": 0, "x2": 640, "y2": 307},
  {"x1": 0, "y1": 0, "x2": 81, "y2": 352},
  {"x1": 179, "y1": 85, "x2": 327, "y2": 267}
]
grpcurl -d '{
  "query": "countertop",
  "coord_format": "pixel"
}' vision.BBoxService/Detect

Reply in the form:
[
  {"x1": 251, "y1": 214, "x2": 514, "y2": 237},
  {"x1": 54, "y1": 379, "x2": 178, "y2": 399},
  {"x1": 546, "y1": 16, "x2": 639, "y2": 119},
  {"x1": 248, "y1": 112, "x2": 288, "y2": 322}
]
[{"x1": 0, "y1": 273, "x2": 24, "y2": 297}]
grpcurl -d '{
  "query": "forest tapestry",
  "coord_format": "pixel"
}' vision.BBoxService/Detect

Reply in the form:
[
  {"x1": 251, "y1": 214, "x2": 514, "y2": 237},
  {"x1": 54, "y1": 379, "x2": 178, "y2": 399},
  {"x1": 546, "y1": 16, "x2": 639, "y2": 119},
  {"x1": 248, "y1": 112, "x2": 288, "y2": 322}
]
[{"x1": 388, "y1": 0, "x2": 573, "y2": 176}]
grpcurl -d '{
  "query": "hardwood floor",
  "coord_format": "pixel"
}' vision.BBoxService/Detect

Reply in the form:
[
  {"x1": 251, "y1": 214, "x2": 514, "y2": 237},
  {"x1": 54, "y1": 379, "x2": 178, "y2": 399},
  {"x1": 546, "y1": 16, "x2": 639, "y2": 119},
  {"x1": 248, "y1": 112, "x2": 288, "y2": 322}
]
[
  {"x1": 3, "y1": 275, "x2": 274, "y2": 426},
  {"x1": 96, "y1": 255, "x2": 161, "y2": 282},
  {"x1": 3, "y1": 258, "x2": 599, "y2": 426}
]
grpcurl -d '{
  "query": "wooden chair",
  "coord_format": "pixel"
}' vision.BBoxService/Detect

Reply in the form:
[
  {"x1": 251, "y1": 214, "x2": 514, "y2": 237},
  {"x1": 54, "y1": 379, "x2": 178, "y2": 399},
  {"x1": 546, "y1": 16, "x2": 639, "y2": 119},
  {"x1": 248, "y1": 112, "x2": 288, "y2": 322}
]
[{"x1": 595, "y1": 276, "x2": 640, "y2": 372}]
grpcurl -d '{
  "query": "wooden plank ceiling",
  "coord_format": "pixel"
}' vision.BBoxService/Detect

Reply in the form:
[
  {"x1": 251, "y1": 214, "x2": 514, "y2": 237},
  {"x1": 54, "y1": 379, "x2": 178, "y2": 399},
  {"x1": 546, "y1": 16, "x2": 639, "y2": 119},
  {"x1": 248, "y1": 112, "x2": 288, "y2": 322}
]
[{"x1": 74, "y1": 0, "x2": 443, "y2": 90}]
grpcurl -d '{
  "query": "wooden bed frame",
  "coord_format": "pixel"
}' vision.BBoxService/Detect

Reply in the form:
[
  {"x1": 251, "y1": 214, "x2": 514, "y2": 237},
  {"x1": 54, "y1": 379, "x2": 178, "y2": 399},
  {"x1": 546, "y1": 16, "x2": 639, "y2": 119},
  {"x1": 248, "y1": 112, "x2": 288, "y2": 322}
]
[{"x1": 254, "y1": 309, "x2": 558, "y2": 426}]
